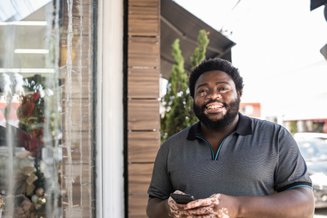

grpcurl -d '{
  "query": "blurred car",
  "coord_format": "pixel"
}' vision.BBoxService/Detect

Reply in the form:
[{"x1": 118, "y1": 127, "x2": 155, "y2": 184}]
[{"x1": 294, "y1": 135, "x2": 327, "y2": 208}]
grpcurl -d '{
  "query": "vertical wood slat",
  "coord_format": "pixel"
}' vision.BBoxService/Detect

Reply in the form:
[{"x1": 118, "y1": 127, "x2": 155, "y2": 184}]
[
  {"x1": 128, "y1": 0, "x2": 160, "y2": 36},
  {"x1": 128, "y1": 163, "x2": 154, "y2": 217},
  {"x1": 128, "y1": 37, "x2": 160, "y2": 68},
  {"x1": 128, "y1": 131, "x2": 160, "y2": 163},
  {"x1": 128, "y1": 68, "x2": 160, "y2": 98},
  {"x1": 128, "y1": 0, "x2": 160, "y2": 217},
  {"x1": 128, "y1": 99, "x2": 160, "y2": 130}
]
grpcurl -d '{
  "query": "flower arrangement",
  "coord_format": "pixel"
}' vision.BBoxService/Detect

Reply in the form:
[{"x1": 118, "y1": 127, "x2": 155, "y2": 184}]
[
  {"x1": 0, "y1": 147, "x2": 45, "y2": 217},
  {"x1": 0, "y1": 75, "x2": 48, "y2": 217},
  {"x1": 17, "y1": 91, "x2": 44, "y2": 157}
]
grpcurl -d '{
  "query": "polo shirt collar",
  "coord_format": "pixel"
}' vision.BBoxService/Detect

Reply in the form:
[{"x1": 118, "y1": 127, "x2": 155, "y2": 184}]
[{"x1": 186, "y1": 113, "x2": 253, "y2": 140}]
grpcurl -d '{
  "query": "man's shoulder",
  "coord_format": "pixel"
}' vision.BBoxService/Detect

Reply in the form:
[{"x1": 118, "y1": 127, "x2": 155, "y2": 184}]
[
  {"x1": 246, "y1": 115, "x2": 281, "y2": 127},
  {"x1": 246, "y1": 115, "x2": 289, "y2": 136},
  {"x1": 160, "y1": 125, "x2": 196, "y2": 148},
  {"x1": 165, "y1": 125, "x2": 192, "y2": 141},
  {"x1": 237, "y1": 113, "x2": 283, "y2": 135}
]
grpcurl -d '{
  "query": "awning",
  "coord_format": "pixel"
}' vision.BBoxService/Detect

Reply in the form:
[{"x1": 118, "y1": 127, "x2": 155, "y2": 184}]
[
  {"x1": 160, "y1": 0, "x2": 235, "y2": 79},
  {"x1": 310, "y1": 0, "x2": 326, "y2": 11}
]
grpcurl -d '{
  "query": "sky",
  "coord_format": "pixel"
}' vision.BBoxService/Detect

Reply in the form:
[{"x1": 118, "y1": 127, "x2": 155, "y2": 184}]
[{"x1": 173, "y1": 0, "x2": 327, "y2": 120}]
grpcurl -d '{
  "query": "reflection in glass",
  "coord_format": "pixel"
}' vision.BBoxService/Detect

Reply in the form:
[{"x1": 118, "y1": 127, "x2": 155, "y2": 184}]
[
  {"x1": 0, "y1": 1, "x2": 62, "y2": 217},
  {"x1": 0, "y1": 0, "x2": 95, "y2": 216}
]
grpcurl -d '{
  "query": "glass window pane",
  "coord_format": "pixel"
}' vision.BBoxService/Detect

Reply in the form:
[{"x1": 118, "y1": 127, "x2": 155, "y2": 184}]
[{"x1": 0, "y1": 0, "x2": 95, "y2": 217}]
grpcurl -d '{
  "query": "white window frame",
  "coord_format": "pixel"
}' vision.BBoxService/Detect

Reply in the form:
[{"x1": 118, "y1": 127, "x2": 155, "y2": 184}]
[{"x1": 96, "y1": 0, "x2": 124, "y2": 217}]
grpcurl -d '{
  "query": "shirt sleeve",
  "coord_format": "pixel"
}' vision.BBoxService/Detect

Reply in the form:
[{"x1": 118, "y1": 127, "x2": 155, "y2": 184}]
[
  {"x1": 147, "y1": 142, "x2": 173, "y2": 199},
  {"x1": 274, "y1": 127, "x2": 312, "y2": 192}
]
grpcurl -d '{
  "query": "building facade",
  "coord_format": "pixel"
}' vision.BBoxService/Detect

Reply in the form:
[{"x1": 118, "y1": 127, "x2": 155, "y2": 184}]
[{"x1": 0, "y1": 0, "x2": 235, "y2": 217}]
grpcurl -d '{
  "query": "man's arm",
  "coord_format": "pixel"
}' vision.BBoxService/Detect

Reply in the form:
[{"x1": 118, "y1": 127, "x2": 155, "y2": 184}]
[
  {"x1": 185, "y1": 187, "x2": 315, "y2": 218},
  {"x1": 146, "y1": 197, "x2": 170, "y2": 218},
  {"x1": 236, "y1": 187, "x2": 315, "y2": 218}
]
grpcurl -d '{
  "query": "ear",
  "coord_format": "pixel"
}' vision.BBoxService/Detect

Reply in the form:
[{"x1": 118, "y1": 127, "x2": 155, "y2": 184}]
[{"x1": 237, "y1": 91, "x2": 242, "y2": 98}]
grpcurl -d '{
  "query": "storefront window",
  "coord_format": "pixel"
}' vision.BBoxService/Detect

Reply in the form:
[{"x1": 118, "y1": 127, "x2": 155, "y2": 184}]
[{"x1": 0, "y1": 0, "x2": 95, "y2": 217}]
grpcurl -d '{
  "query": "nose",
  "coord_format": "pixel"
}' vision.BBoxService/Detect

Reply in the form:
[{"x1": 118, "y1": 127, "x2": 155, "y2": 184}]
[{"x1": 207, "y1": 89, "x2": 222, "y2": 100}]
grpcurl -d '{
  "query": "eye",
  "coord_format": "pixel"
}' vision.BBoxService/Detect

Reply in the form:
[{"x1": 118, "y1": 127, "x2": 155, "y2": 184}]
[
  {"x1": 197, "y1": 89, "x2": 208, "y2": 97},
  {"x1": 217, "y1": 86, "x2": 230, "y2": 93}
]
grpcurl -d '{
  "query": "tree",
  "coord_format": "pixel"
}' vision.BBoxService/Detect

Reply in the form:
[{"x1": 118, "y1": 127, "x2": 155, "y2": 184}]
[{"x1": 161, "y1": 30, "x2": 209, "y2": 141}]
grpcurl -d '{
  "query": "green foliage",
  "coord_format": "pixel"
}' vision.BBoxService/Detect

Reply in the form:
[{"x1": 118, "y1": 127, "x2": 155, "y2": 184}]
[
  {"x1": 161, "y1": 30, "x2": 209, "y2": 142},
  {"x1": 190, "y1": 30, "x2": 210, "y2": 69}
]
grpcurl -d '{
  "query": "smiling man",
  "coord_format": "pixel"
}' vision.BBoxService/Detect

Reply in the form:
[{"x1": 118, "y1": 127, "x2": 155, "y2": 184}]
[{"x1": 146, "y1": 58, "x2": 315, "y2": 218}]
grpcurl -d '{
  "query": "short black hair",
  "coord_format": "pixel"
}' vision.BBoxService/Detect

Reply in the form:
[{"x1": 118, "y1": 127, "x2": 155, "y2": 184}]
[{"x1": 189, "y1": 58, "x2": 244, "y2": 98}]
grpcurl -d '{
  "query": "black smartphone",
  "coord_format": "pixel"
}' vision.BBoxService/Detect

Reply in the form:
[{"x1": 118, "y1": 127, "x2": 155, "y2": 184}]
[{"x1": 170, "y1": 193, "x2": 195, "y2": 204}]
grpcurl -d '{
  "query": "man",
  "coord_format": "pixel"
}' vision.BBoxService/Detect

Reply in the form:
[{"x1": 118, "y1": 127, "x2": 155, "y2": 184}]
[{"x1": 147, "y1": 58, "x2": 314, "y2": 218}]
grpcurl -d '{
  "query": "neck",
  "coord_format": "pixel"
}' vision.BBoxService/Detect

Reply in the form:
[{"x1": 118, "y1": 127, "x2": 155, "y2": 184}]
[{"x1": 201, "y1": 113, "x2": 239, "y2": 141}]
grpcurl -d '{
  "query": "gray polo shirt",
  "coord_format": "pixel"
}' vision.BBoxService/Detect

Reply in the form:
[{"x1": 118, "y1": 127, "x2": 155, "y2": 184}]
[{"x1": 148, "y1": 113, "x2": 312, "y2": 200}]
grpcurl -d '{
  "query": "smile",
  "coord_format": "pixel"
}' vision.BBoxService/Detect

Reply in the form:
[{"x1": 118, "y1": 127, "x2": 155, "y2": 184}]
[
  {"x1": 206, "y1": 104, "x2": 223, "y2": 109},
  {"x1": 206, "y1": 102, "x2": 224, "y2": 109},
  {"x1": 205, "y1": 102, "x2": 226, "y2": 113}
]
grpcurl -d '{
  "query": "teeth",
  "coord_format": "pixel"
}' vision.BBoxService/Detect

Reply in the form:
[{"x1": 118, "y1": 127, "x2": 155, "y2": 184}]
[{"x1": 207, "y1": 104, "x2": 222, "y2": 109}]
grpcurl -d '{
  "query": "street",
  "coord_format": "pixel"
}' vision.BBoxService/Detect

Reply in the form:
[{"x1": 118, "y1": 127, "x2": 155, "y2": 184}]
[{"x1": 315, "y1": 208, "x2": 327, "y2": 217}]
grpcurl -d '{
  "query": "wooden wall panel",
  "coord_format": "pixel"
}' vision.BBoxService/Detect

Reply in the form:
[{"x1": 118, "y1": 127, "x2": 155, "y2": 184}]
[
  {"x1": 128, "y1": 131, "x2": 160, "y2": 163},
  {"x1": 128, "y1": 194, "x2": 150, "y2": 218},
  {"x1": 128, "y1": 0, "x2": 160, "y2": 217},
  {"x1": 128, "y1": 37, "x2": 160, "y2": 68},
  {"x1": 128, "y1": 54, "x2": 160, "y2": 69},
  {"x1": 128, "y1": 0, "x2": 160, "y2": 36},
  {"x1": 128, "y1": 164, "x2": 154, "y2": 217},
  {"x1": 128, "y1": 99, "x2": 160, "y2": 130},
  {"x1": 129, "y1": 37, "x2": 160, "y2": 55},
  {"x1": 128, "y1": 68, "x2": 160, "y2": 98},
  {"x1": 128, "y1": 164, "x2": 154, "y2": 194},
  {"x1": 128, "y1": 166, "x2": 152, "y2": 217}
]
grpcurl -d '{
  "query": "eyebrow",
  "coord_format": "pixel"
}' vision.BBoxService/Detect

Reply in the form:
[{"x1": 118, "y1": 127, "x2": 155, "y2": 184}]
[{"x1": 196, "y1": 81, "x2": 230, "y2": 89}]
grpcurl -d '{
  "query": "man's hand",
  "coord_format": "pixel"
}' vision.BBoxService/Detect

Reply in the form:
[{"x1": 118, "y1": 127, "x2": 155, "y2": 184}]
[
  {"x1": 168, "y1": 191, "x2": 235, "y2": 218},
  {"x1": 150, "y1": 188, "x2": 314, "y2": 218},
  {"x1": 167, "y1": 190, "x2": 195, "y2": 217},
  {"x1": 184, "y1": 194, "x2": 235, "y2": 218}
]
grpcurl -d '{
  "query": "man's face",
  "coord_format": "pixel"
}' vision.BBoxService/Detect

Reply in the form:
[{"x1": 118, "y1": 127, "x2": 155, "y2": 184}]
[{"x1": 193, "y1": 70, "x2": 240, "y2": 129}]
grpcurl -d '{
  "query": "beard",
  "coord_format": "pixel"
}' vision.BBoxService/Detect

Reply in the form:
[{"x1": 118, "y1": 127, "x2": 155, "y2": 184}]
[{"x1": 193, "y1": 97, "x2": 240, "y2": 130}]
